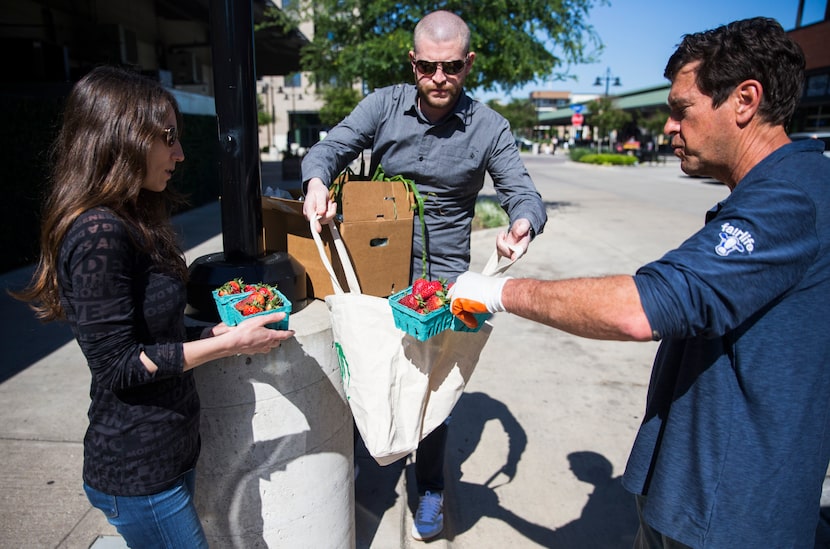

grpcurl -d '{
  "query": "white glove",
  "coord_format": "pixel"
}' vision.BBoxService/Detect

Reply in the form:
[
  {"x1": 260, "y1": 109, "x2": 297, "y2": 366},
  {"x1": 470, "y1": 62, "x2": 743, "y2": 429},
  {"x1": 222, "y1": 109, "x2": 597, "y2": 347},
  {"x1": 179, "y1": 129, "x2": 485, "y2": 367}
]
[{"x1": 448, "y1": 272, "x2": 510, "y2": 328}]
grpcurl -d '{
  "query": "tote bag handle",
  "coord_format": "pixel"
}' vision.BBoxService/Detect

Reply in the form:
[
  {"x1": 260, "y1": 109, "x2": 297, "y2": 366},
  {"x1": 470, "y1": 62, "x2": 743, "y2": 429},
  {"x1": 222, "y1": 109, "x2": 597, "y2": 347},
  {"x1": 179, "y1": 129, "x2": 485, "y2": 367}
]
[
  {"x1": 310, "y1": 218, "x2": 362, "y2": 295},
  {"x1": 481, "y1": 243, "x2": 523, "y2": 277}
]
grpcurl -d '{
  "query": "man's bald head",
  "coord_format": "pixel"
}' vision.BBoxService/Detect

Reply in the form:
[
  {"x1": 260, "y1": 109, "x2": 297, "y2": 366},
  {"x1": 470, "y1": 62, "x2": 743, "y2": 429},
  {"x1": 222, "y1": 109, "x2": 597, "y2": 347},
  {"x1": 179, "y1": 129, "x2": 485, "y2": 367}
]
[{"x1": 413, "y1": 10, "x2": 470, "y2": 54}]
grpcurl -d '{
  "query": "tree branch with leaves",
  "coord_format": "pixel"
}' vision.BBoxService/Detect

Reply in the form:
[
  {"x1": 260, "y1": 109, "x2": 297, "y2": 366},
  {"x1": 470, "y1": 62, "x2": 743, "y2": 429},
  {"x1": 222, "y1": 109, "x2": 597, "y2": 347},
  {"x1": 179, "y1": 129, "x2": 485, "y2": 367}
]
[{"x1": 284, "y1": 0, "x2": 606, "y2": 118}]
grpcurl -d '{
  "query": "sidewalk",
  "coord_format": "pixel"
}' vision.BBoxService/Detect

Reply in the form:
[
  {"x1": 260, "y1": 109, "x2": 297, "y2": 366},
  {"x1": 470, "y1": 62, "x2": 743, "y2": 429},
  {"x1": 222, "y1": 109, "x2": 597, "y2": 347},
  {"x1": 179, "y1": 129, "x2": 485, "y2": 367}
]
[{"x1": 2, "y1": 155, "x2": 829, "y2": 548}]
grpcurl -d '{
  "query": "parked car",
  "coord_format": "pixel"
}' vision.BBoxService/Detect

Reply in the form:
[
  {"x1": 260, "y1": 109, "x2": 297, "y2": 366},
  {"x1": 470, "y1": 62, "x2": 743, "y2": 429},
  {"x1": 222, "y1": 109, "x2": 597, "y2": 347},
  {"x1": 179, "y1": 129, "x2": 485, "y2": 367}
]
[
  {"x1": 514, "y1": 137, "x2": 533, "y2": 151},
  {"x1": 789, "y1": 131, "x2": 830, "y2": 157}
]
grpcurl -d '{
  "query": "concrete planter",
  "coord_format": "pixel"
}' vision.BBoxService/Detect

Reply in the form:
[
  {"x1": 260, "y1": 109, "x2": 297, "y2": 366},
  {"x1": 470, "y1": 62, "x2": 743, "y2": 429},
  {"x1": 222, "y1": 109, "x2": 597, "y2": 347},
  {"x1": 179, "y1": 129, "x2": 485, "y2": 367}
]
[{"x1": 194, "y1": 300, "x2": 354, "y2": 548}]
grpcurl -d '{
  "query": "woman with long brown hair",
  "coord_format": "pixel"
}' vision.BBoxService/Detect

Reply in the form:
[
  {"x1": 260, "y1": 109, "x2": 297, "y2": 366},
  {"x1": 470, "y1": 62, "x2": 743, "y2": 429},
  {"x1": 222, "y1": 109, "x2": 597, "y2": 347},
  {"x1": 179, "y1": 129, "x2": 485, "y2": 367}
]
[{"x1": 14, "y1": 65, "x2": 292, "y2": 548}]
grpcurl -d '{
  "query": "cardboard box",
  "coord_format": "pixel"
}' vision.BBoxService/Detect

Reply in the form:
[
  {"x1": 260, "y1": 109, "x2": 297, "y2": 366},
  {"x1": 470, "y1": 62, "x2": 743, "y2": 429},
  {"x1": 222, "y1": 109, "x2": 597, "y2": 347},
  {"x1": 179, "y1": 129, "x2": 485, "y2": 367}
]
[{"x1": 262, "y1": 180, "x2": 414, "y2": 299}]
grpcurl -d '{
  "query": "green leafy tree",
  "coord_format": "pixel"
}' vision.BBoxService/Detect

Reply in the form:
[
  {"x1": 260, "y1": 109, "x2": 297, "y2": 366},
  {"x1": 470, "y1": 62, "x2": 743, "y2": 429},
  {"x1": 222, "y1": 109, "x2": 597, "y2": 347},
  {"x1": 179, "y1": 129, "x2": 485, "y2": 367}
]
[
  {"x1": 586, "y1": 96, "x2": 631, "y2": 152},
  {"x1": 638, "y1": 108, "x2": 669, "y2": 139},
  {"x1": 256, "y1": 5, "x2": 299, "y2": 35},
  {"x1": 318, "y1": 86, "x2": 364, "y2": 127},
  {"x1": 487, "y1": 98, "x2": 537, "y2": 138},
  {"x1": 257, "y1": 96, "x2": 274, "y2": 127},
  {"x1": 296, "y1": 0, "x2": 605, "y2": 93}
]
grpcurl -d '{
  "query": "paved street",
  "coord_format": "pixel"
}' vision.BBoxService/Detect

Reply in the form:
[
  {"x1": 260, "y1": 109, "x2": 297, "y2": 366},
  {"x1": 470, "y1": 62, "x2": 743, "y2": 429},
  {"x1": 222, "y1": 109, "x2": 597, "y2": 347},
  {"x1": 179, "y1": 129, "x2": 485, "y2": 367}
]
[{"x1": 10, "y1": 152, "x2": 828, "y2": 548}]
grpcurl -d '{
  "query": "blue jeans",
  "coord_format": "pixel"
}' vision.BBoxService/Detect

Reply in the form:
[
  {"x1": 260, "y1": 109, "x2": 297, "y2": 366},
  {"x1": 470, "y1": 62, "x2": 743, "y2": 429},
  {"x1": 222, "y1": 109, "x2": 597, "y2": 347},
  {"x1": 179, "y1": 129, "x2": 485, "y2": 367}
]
[{"x1": 84, "y1": 470, "x2": 208, "y2": 549}]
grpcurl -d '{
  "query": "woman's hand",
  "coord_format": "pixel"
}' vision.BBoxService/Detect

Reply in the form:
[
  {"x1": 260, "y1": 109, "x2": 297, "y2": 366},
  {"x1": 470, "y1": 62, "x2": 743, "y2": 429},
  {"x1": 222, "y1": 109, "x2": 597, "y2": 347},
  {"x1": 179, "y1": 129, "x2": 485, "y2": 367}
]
[
  {"x1": 202, "y1": 322, "x2": 229, "y2": 338},
  {"x1": 227, "y1": 312, "x2": 294, "y2": 356},
  {"x1": 179, "y1": 313, "x2": 296, "y2": 371}
]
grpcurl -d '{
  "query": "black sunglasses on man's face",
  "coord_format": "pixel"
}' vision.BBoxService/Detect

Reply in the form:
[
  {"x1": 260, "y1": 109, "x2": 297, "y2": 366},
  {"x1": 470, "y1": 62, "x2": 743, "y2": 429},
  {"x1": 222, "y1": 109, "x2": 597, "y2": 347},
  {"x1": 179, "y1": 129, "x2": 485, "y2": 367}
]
[{"x1": 413, "y1": 57, "x2": 468, "y2": 76}]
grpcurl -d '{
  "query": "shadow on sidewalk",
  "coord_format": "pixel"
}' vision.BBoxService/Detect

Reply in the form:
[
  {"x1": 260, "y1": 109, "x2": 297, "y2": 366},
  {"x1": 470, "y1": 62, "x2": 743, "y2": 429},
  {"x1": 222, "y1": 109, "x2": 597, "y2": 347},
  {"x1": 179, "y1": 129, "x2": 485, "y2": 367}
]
[
  {"x1": 444, "y1": 391, "x2": 638, "y2": 547},
  {"x1": 354, "y1": 424, "x2": 407, "y2": 548}
]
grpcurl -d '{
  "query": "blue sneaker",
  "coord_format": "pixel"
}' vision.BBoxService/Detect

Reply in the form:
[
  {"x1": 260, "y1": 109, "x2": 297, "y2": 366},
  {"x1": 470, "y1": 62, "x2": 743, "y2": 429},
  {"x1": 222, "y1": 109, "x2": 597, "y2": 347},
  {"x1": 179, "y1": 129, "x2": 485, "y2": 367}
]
[{"x1": 411, "y1": 491, "x2": 443, "y2": 540}]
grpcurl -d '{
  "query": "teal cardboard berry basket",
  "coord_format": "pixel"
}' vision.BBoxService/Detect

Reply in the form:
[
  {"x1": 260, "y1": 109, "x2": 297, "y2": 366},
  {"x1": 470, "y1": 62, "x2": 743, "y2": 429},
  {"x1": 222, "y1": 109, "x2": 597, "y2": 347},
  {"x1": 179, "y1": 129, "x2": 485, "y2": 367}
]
[
  {"x1": 388, "y1": 287, "x2": 489, "y2": 341},
  {"x1": 211, "y1": 289, "x2": 292, "y2": 330}
]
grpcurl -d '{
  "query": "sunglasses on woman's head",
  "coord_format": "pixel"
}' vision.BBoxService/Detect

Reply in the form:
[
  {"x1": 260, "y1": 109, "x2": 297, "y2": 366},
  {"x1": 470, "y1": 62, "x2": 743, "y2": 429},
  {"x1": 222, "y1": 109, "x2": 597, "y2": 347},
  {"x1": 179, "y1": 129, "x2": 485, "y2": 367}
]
[
  {"x1": 413, "y1": 58, "x2": 468, "y2": 76},
  {"x1": 162, "y1": 127, "x2": 178, "y2": 147}
]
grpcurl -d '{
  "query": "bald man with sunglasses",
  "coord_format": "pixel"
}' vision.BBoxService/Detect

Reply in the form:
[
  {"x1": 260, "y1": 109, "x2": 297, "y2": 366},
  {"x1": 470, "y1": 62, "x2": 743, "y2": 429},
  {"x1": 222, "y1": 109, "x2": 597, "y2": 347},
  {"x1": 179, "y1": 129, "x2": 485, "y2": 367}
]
[{"x1": 302, "y1": 9, "x2": 547, "y2": 541}]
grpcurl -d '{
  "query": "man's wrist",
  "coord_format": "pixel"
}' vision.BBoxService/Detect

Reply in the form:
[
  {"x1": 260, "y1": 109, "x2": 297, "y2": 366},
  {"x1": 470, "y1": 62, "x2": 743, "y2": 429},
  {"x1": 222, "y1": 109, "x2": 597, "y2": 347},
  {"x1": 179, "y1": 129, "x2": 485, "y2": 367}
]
[{"x1": 488, "y1": 276, "x2": 511, "y2": 313}]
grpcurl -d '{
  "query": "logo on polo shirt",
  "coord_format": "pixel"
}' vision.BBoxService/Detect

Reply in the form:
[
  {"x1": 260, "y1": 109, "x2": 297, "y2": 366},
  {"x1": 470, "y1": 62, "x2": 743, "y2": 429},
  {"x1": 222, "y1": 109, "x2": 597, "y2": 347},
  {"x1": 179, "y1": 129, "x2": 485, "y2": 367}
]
[{"x1": 715, "y1": 222, "x2": 755, "y2": 256}]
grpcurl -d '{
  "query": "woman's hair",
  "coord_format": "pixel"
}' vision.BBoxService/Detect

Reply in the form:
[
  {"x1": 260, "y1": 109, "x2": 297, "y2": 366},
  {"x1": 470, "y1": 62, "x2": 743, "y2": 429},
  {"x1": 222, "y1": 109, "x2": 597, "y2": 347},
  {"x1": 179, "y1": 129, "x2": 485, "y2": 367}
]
[
  {"x1": 15, "y1": 65, "x2": 189, "y2": 321},
  {"x1": 664, "y1": 17, "x2": 805, "y2": 127}
]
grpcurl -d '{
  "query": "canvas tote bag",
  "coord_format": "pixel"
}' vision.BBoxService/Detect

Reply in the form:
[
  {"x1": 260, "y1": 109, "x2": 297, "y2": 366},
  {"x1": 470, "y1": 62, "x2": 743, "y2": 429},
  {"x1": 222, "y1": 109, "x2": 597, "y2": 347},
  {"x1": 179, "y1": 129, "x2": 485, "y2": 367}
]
[{"x1": 311, "y1": 219, "x2": 518, "y2": 465}]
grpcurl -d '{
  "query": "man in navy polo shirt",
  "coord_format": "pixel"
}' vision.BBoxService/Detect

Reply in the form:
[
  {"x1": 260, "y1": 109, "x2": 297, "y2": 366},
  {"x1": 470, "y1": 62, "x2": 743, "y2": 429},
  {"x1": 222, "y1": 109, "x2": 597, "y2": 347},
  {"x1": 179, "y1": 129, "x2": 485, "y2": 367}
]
[{"x1": 450, "y1": 17, "x2": 830, "y2": 548}]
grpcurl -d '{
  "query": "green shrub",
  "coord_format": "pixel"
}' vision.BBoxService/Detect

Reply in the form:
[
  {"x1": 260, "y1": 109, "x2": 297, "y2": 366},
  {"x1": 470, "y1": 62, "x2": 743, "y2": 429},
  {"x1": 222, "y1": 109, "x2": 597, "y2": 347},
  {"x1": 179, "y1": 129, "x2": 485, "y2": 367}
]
[
  {"x1": 568, "y1": 147, "x2": 594, "y2": 162},
  {"x1": 578, "y1": 153, "x2": 638, "y2": 166},
  {"x1": 472, "y1": 197, "x2": 509, "y2": 230}
]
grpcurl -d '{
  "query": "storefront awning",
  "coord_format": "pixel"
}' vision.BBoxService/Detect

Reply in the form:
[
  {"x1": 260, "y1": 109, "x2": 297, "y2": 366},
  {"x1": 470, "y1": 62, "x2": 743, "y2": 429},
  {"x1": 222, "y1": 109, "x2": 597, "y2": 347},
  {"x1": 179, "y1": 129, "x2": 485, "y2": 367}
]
[{"x1": 155, "y1": 0, "x2": 308, "y2": 76}]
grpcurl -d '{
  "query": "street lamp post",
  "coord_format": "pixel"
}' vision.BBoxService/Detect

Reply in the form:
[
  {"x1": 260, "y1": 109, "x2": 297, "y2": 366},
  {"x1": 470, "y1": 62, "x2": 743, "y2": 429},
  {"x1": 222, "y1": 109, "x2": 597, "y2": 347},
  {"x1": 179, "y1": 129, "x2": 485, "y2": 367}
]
[
  {"x1": 593, "y1": 68, "x2": 622, "y2": 153},
  {"x1": 594, "y1": 67, "x2": 622, "y2": 96},
  {"x1": 268, "y1": 81, "x2": 275, "y2": 153},
  {"x1": 282, "y1": 86, "x2": 302, "y2": 151},
  {"x1": 261, "y1": 83, "x2": 272, "y2": 150}
]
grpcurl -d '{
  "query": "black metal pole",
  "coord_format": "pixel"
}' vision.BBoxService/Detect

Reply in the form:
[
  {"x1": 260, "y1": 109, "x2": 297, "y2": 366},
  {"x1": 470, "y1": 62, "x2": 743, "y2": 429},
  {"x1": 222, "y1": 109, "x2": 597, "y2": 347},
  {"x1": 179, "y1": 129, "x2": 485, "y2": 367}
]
[
  {"x1": 209, "y1": 0, "x2": 262, "y2": 261},
  {"x1": 185, "y1": 0, "x2": 307, "y2": 320}
]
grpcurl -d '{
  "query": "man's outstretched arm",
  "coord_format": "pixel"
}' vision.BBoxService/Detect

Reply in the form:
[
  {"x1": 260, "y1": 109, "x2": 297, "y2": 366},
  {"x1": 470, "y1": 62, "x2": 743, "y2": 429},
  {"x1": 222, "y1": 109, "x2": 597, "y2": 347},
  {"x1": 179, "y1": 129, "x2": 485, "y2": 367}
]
[{"x1": 450, "y1": 272, "x2": 654, "y2": 342}]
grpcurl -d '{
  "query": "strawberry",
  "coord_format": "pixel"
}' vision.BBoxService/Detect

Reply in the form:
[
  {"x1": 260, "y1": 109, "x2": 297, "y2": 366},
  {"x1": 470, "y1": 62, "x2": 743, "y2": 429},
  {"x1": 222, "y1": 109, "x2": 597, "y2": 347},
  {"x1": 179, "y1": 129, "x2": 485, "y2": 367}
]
[
  {"x1": 235, "y1": 302, "x2": 261, "y2": 316},
  {"x1": 398, "y1": 293, "x2": 420, "y2": 311},
  {"x1": 231, "y1": 285, "x2": 283, "y2": 316},
  {"x1": 421, "y1": 280, "x2": 443, "y2": 299},
  {"x1": 256, "y1": 285, "x2": 274, "y2": 299},
  {"x1": 425, "y1": 294, "x2": 446, "y2": 312},
  {"x1": 412, "y1": 278, "x2": 444, "y2": 299},
  {"x1": 265, "y1": 292, "x2": 284, "y2": 310},
  {"x1": 217, "y1": 278, "x2": 243, "y2": 296},
  {"x1": 412, "y1": 278, "x2": 430, "y2": 297},
  {"x1": 218, "y1": 279, "x2": 285, "y2": 320}
]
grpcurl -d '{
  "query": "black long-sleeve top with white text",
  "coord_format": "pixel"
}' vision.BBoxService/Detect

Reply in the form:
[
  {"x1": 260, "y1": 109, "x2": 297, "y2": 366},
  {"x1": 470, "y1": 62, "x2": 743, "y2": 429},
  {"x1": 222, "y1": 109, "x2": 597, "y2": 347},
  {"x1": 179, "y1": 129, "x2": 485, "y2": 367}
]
[{"x1": 58, "y1": 207, "x2": 199, "y2": 496}]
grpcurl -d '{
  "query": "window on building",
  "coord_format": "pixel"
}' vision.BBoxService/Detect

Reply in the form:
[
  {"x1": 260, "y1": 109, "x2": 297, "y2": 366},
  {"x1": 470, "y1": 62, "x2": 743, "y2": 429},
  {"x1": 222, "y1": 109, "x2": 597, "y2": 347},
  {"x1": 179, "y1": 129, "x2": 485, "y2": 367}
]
[
  {"x1": 284, "y1": 72, "x2": 301, "y2": 88},
  {"x1": 806, "y1": 73, "x2": 829, "y2": 98}
]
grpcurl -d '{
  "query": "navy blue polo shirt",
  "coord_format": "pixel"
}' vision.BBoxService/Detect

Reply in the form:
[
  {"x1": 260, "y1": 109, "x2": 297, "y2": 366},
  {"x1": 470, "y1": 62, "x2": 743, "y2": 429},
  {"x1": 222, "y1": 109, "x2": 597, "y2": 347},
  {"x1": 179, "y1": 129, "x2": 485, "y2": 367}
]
[{"x1": 626, "y1": 139, "x2": 830, "y2": 547}]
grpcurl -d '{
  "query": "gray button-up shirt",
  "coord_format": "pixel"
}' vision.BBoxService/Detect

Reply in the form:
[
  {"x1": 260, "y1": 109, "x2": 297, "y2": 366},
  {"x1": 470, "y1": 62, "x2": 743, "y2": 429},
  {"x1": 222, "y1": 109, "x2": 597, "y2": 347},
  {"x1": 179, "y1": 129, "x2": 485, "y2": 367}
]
[{"x1": 302, "y1": 83, "x2": 547, "y2": 280}]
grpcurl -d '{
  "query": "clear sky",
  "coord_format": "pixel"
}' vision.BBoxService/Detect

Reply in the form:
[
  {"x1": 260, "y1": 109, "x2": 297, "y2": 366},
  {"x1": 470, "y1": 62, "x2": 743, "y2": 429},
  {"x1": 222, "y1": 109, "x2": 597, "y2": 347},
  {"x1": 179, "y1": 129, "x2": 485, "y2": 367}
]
[{"x1": 473, "y1": 0, "x2": 820, "y2": 102}]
